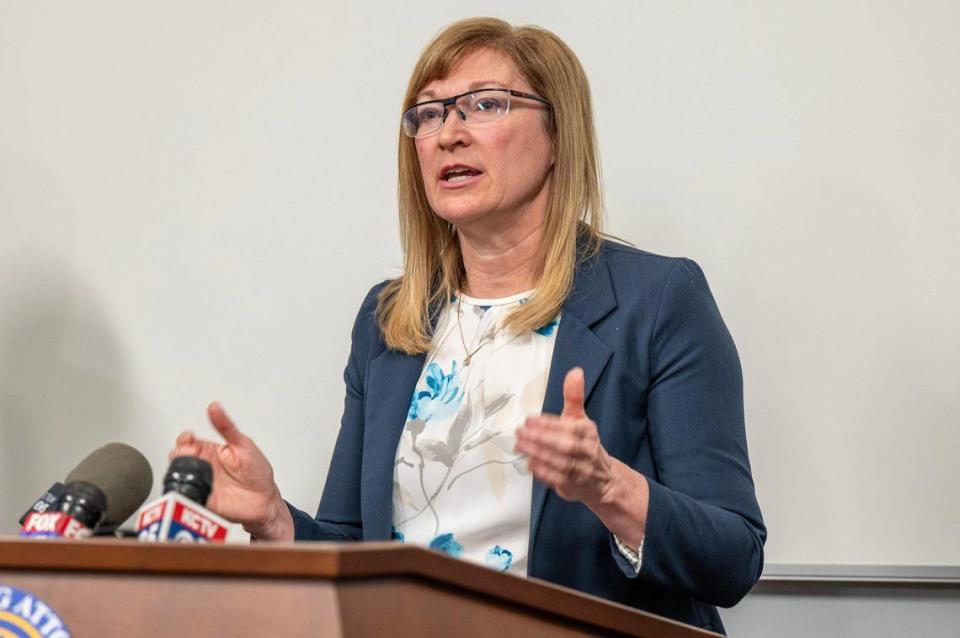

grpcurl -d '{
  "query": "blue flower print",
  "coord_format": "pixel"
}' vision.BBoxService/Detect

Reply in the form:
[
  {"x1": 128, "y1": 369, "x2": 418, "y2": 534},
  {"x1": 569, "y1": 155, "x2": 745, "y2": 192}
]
[
  {"x1": 391, "y1": 526, "x2": 405, "y2": 542},
  {"x1": 407, "y1": 361, "x2": 464, "y2": 421},
  {"x1": 429, "y1": 532, "x2": 463, "y2": 557},
  {"x1": 534, "y1": 317, "x2": 560, "y2": 336},
  {"x1": 485, "y1": 545, "x2": 513, "y2": 571}
]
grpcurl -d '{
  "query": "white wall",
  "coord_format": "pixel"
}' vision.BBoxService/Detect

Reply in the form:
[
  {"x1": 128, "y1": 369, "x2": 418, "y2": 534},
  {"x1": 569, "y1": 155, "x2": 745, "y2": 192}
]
[
  {"x1": 2, "y1": 1, "x2": 958, "y2": 571},
  {"x1": 724, "y1": 581, "x2": 960, "y2": 638}
]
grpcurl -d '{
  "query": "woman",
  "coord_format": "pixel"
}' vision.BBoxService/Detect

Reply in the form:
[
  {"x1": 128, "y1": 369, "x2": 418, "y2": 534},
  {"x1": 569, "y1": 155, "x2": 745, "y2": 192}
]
[{"x1": 171, "y1": 18, "x2": 765, "y2": 634}]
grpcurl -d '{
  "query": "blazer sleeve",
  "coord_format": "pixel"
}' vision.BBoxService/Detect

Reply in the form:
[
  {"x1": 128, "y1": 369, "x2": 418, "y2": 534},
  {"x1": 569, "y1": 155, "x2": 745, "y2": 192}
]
[
  {"x1": 287, "y1": 284, "x2": 384, "y2": 541},
  {"x1": 630, "y1": 258, "x2": 766, "y2": 607}
]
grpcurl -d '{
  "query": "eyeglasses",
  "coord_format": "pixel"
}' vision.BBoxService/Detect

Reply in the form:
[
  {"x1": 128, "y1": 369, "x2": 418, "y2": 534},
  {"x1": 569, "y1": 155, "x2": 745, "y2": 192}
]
[{"x1": 401, "y1": 88, "x2": 551, "y2": 138}]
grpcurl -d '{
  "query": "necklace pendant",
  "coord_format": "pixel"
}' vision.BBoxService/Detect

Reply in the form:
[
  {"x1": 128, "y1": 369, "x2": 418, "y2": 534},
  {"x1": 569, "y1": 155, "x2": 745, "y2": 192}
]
[{"x1": 464, "y1": 354, "x2": 472, "y2": 366}]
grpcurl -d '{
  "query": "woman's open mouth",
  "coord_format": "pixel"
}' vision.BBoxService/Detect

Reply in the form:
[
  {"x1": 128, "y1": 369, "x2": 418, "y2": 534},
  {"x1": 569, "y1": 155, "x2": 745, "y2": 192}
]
[{"x1": 440, "y1": 165, "x2": 483, "y2": 188}]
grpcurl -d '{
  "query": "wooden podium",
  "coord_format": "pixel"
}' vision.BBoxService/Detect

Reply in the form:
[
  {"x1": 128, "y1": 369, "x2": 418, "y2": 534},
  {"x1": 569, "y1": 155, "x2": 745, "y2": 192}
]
[{"x1": 0, "y1": 539, "x2": 718, "y2": 637}]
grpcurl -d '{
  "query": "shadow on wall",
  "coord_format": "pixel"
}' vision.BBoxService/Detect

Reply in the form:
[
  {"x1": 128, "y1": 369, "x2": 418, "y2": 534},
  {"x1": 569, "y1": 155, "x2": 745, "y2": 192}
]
[{"x1": 0, "y1": 260, "x2": 138, "y2": 534}]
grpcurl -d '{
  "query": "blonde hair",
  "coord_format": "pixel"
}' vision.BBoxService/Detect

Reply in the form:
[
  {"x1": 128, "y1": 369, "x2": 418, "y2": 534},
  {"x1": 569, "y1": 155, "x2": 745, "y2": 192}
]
[{"x1": 378, "y1": 17, "x2": 603, "y2": 354}]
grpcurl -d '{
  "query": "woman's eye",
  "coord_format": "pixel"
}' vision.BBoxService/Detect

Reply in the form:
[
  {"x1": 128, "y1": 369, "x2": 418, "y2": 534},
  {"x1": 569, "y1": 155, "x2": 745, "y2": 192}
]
[
  {"x1": 418, "y1": 107, "x2": 442, "y2": 121},
  {"x1": 474, "y1": 99, "x2": 501, "y2": 112}
]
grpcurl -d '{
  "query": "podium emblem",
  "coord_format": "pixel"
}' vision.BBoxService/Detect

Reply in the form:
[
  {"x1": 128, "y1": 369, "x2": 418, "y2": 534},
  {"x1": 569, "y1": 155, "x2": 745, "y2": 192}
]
[{"x1": 0, "y1": 585, "x2": 71, "y2": 638}]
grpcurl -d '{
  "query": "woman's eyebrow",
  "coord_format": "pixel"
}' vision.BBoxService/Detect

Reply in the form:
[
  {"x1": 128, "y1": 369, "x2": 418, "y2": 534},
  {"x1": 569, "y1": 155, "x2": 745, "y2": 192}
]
[{"x1": 417, "y1": 80, "x2": 508, "y2": 101}]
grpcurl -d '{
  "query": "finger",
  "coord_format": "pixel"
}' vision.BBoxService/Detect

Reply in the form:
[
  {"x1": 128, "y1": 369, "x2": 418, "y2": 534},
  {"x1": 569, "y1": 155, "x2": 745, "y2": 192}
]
[
  {"x1": 524, "y1": 415, "x2": 591, "y2": 439},
  {"x1": 170, "y1": 430, "x2": 198, "y2": 460},
  {"x1": 169, "y1": 445, "x2": 200, "y2": 461},
  {"x1": 561, "y1": 367, "x2": 586, "y2": 419},
  {"x1": 517, "y1": 435, "x2": 584, "y2": 473},
  {"x1": 175, "y1": 430, "x2": 196, "y2": 447},
  {"x1": 527, "y1": 447, "x2": 577, "y2": 475},
  {"x1": 528, "y1": 458, "x2": 568, "y2": 489},
  {"x1": 207, "y1": 402, "x2": 247, "y2": 446},
  {"x1": 169, "y1": 438, "x2": 220, "y2": 463},
  {"x1": 517, "y1": 429, "x2": 583, "y2": 456},
  {"x1": 518, "y1": 423, "x2": 585, "y2": 456}
]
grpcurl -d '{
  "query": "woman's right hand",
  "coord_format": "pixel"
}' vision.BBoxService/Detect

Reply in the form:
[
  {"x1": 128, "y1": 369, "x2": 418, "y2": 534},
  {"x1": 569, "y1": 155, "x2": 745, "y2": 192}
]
[{"x1": 169, "y1": 402, "x2": 294, "y2": 541}]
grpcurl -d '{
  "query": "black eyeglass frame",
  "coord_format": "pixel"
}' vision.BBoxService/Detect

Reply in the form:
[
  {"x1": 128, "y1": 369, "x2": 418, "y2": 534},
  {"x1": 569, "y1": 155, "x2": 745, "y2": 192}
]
[{"x1": 402, "y1": 88, "x2": 552, "y2": 138}]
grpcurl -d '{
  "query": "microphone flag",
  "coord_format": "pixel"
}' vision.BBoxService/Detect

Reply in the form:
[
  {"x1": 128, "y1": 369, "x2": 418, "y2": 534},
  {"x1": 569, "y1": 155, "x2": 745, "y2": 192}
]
[
  {"x1": 135, "y1": 492, "x2": 229, "y2": 543},
  {"x1": 19, "y1": 511, "x2": 93, "y2": 539}
]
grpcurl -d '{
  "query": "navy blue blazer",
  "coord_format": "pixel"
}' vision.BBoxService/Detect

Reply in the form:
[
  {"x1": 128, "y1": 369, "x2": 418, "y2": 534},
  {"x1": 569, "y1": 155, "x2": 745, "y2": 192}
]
[{"x1": 288, "y1": 240, "x2": 766, "y2": 634}]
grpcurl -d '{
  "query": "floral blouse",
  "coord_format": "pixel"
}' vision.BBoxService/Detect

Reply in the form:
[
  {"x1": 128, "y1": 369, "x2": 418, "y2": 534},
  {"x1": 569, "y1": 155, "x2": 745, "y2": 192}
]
[{"x1": 391, "y1": 289, "x2": 559, "y2": 575}]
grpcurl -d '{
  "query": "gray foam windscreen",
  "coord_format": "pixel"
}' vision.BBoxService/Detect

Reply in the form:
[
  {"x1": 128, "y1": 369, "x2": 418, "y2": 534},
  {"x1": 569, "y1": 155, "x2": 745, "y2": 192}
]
[{"x1": 65, "y1": 443, "x2": 154, "y2": 527}]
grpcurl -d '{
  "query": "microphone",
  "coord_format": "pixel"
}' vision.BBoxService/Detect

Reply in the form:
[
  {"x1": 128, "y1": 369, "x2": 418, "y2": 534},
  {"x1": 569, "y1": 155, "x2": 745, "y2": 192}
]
[
  {"x1": 135, "y1": 456, "x2": 229, "y2": 543},
  {"x1": 64, "y1": 442, "x2": 154, "y2": 531},
  {"x1": 18, "y1": 443, "x2": 154, "y2": 538},
  {"x1": 18, "y1": 482, "x2": 64, "y2": 525},
  {"x1": 20, "y1": 480, "x2": 107, "y2": 539}
]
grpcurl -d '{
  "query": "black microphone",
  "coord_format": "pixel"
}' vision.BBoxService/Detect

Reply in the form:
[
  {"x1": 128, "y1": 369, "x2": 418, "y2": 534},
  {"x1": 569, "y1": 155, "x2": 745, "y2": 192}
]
[
  {"x1": 163, "y1": 456, "x2": 213, "y2": 505},
  {"x1": 56, "y1": 480, "x2": 109, "y2": 529},
  {"x1": 21, "y1": 480, "x2": 109, "y2": 539},
  {"x1": 18, "y1": 482, "x2": 64, "y2": 525},
  {"x1": 20, "y1": 481, "x2": 107, "y2": 538},
  {"x1": 19, "y1": 443, "x2": 154, "y2": 537}
]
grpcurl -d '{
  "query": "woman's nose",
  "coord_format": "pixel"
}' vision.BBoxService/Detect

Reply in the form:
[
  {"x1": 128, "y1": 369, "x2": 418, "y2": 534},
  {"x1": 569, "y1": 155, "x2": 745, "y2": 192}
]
[{"x1": 437, "y1": 105, "x2": 469, "y2": 147}]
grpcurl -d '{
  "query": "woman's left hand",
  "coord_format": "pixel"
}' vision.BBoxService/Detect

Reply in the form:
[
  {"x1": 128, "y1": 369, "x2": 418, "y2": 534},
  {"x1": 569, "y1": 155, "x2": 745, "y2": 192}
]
[{"x1": 515, "y1": 367, "x2": 616, "y2": 507}]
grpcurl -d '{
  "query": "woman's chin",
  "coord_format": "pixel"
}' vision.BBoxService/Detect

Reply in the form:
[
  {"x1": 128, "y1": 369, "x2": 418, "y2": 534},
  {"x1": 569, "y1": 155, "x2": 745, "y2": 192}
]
[{"x1": 432, "y1": 206, "x2": 493, "y2": 229}]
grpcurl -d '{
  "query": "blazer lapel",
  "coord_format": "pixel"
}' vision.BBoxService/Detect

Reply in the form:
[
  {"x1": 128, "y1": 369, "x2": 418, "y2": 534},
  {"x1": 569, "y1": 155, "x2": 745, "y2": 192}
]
[
  {"x1": 529, "y1": 247, "x2": 617, "y2": 559},
  {"x1": 361, "y1": 347, "x2": 426, "y2": 540}
]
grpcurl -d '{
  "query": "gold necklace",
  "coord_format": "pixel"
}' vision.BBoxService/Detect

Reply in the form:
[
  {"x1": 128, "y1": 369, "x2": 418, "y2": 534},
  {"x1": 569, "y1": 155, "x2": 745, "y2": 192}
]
[{"x1": 456, "y1": 293, "x2": 497, "y2": 366}]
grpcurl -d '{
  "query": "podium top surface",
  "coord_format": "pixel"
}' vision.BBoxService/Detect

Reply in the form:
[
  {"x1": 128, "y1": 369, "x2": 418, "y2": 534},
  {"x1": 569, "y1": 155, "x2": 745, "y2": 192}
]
[{"x1": 0, "y1": 538, "x2": 719, "y2": 637}]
